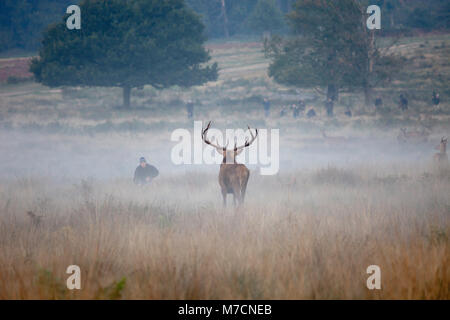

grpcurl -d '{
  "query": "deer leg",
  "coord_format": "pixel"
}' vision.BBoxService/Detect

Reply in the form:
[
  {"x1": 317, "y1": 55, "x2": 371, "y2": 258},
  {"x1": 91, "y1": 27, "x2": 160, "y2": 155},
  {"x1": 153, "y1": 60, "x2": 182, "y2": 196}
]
[
  {"x1": 239, "y1": 173, "x2": 249, "y2": 205},
  {"x1": 234, "y1": 189, "x2": 245, "y2": 207},
  {"x1": 240, "y1": 180, "x2": 249, "y2": 205},
  {"x1": 222, "y1": 190, "x2": 227, "y2": 207}
]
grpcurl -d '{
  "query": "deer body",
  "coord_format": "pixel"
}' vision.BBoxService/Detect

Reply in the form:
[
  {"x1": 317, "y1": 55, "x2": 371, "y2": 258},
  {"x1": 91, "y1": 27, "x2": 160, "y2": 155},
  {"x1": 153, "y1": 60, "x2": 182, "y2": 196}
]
[
  {"x1": 202, "y1": 121, "x2": 257, "y2": 207},
  {"x1": 219, "y1": 162, "x2": 249, "y2": 206}
]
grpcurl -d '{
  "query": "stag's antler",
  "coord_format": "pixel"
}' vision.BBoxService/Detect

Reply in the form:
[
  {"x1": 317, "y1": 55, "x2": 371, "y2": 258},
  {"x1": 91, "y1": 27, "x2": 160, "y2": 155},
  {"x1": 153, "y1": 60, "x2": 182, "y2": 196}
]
[
  {"x1": 202, "y1": 121, "x2": 258, "y2": 151},
  {"x1": 202, "y1": 121, "x2": 228, "y2": 150},
  {"x1": 235, "y1": 125, "x2": 258, "y2": 151}
]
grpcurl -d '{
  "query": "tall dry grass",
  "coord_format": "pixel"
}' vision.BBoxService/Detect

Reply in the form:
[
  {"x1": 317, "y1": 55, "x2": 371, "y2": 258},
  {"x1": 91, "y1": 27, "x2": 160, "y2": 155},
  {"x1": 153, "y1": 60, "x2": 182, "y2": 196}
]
[{"x1": 0, "y1": 166, "x2": 448, "y2": 299}]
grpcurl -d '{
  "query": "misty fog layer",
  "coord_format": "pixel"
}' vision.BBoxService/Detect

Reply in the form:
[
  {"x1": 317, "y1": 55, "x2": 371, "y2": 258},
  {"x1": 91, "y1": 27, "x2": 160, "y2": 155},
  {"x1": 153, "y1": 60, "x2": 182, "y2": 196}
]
[{"x1": 0, "y1": 128, "x2": 443, "y2": 180}]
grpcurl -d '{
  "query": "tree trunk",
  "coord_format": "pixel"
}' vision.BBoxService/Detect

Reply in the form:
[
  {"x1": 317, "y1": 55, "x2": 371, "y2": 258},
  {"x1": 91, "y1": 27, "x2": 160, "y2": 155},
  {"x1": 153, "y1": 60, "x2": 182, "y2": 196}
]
[
  {"x1": 365, "y1": 30, "x2": 375, "y2": 106},
  {"x1": 364, "y1": 85, "x2": 373, "y2": 106},
  {"x1": 123, "y1": 86, "x2": 131, "y2": 108},
  {"x1": 369, "y1": 31, "x2": 375, "y2": 73},
  {"x1": 327, "y1": 84, "x2": 338, "y2": 102},
  {"x1": 221, "y1": 0, "x2": 229, "y2": 38}
]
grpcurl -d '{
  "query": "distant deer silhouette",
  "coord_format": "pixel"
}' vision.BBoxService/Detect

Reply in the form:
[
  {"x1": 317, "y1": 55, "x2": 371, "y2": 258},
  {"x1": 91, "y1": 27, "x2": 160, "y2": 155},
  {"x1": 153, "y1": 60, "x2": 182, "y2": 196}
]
[
  {"x1": 434, "y1": 137, "x2": 448, "y2": 168},
  {"x1": 27, "y1": 211, "x2": 42, "y2": 226},
  {"x1": 397, "y1": 128, "x2": 429, "y2": 144},
  {"x1": 202, "y1": 121, "x2": 258, "y2": 207},
  {"x1": 321, "y1": 129, "x2": 347, "y2": 144}
]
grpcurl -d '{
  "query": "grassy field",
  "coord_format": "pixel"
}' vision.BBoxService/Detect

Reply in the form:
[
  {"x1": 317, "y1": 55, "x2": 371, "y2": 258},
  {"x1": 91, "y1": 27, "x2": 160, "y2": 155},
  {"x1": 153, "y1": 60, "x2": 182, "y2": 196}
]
[
  {"x1": 0, "y1": 34, "x2": 449, "y2": 135},
  {"x1": 0, "y1": 167, "x2": 448, "y2": 299},
  {"x1": 0, "y1": 34, "x2": 449, "y2": 299}
]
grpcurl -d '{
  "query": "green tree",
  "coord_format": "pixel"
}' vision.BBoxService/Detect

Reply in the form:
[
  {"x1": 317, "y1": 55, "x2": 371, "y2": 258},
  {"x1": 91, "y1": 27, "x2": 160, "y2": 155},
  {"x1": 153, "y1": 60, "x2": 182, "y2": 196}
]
[
  {"x1": 371, "y1": 0, "x2": 450, "y2": 33},
  {"x1": 248, "y1": 0, "x2": 286, "y2": 36},
  {"x1": 30, "y1": 0, "x2": 218, "y2": 107},
  {"x1": 265, "y1": 0, "x2": 404, "y2": 106},
  {"x1": 186, "y1": 0, "x2": 261, "y2": 38}
]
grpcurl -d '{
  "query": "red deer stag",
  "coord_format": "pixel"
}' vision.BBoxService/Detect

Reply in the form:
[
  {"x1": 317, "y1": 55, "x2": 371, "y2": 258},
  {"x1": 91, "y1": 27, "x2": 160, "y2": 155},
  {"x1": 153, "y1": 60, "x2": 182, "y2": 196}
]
[
  {"x1": 433, "y1": 137, "x2": 448, "y2": 168},
  {"x1": 202, "y1": 121, "x2": 258, "y2": 207}
]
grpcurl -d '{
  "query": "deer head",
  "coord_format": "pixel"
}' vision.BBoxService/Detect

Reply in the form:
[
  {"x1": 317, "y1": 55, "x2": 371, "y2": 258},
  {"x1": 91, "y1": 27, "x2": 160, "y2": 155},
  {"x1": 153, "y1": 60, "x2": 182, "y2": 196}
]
[{"x1": 201, "y1": 121, "x2": 258, "y2": 164}]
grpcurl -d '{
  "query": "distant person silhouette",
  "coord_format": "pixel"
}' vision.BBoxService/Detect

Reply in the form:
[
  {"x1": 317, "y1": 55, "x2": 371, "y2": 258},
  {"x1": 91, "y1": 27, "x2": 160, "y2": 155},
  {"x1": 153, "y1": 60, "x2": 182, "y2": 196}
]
[
  {"x1": 186, "y1": 100, "x2": 194, "y2": 119},
  {"x1": 306, "y1": 108, "x2": 316, "y2": 118},
  {"x1": 292, "y1": 104, "x2": 300, "y2": 118},
  {"x1": 344, "y1": 106, "x2": 352, "y2": 118},
  {"x1": 399, "y1": 94, "x2": 408, "y2": 111},
  {"x1": 432, "y1": 91, "x2": 440, "y2": 107},
  {"x1": 134, "y1": 157, "x2": 159, "y2": 185},
  {"x1": 262, "y1": 98, "x2": 271, "y2": 117},
  {"x1": 374, "y1": 97, "x2": 383, "y2": 109},
  {"x1": 325, "y1": 98, "x2": 334, "y2": 117},
  {"x1": 298, "y1": 99, "x2": 306, "y2": 113}
]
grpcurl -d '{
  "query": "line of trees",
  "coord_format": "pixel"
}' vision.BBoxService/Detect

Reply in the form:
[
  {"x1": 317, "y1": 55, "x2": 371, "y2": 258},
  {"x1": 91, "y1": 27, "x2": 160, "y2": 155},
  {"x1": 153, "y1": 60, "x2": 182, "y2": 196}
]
[
  {"x1": 374, "y1": 0, "x2": 450, "y2": 33},
  {"x1": 183, "y1": 0, "x2": 450, "y2": 38},
  {"x1": 1, "y1": 0, "x2": 449, "y2": 53},
  {"x1": 0, "y1": 0, "x2": 74, "y2": 52},
  {"x1": 12, "y1": 0, "x2": 450, "y2": 109}
]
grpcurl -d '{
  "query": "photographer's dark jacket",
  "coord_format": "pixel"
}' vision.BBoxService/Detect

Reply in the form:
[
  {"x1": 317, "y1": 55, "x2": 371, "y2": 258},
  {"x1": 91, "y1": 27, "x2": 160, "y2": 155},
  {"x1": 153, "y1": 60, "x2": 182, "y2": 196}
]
[{"x1": 134, "y1": 164, "x2": 159, "y2": 184}]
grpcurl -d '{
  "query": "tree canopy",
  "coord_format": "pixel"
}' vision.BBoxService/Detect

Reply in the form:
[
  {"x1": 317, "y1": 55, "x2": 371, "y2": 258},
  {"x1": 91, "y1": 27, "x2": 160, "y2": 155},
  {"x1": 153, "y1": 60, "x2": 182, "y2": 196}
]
[
  {"x1": 0, "y1": 0, "x2": 74, "y2": 52},
  {"x1": 248, "y1": 0, "x2": 286, "y2": 35},
  {"x1": 265, "y1": 0, "x2": 404, "y2": 105},
  {"x1": 30, "y1": 0, "x2": 218, "y2": 107}
]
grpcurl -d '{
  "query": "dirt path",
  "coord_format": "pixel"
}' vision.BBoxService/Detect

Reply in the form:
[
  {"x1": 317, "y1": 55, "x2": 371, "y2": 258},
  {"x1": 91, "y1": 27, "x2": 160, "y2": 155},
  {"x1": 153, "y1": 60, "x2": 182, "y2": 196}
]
[{"x1": 0, "y1": 88, "x2": 60, "y2": 97}]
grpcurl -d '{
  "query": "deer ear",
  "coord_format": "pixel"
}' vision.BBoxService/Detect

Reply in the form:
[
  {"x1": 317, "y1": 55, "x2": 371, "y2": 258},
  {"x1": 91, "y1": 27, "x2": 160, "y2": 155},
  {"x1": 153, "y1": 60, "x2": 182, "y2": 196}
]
[{"x1": 235, "y1": 149, "x2": 243, "y2": 156}]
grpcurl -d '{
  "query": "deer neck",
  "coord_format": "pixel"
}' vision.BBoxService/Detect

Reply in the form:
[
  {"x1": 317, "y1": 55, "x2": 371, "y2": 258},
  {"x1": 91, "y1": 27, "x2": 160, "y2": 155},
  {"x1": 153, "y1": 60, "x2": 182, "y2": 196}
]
[{"x1": 222, "y1": 156, "x2": 237, "y2": 164}]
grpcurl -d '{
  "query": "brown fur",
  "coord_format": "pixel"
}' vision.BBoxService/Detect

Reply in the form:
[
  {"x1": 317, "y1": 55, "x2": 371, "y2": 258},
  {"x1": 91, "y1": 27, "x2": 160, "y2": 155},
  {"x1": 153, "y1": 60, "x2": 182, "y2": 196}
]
[{"x1": 219, "y1": 159, "x2": 250, "y2": 207}]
